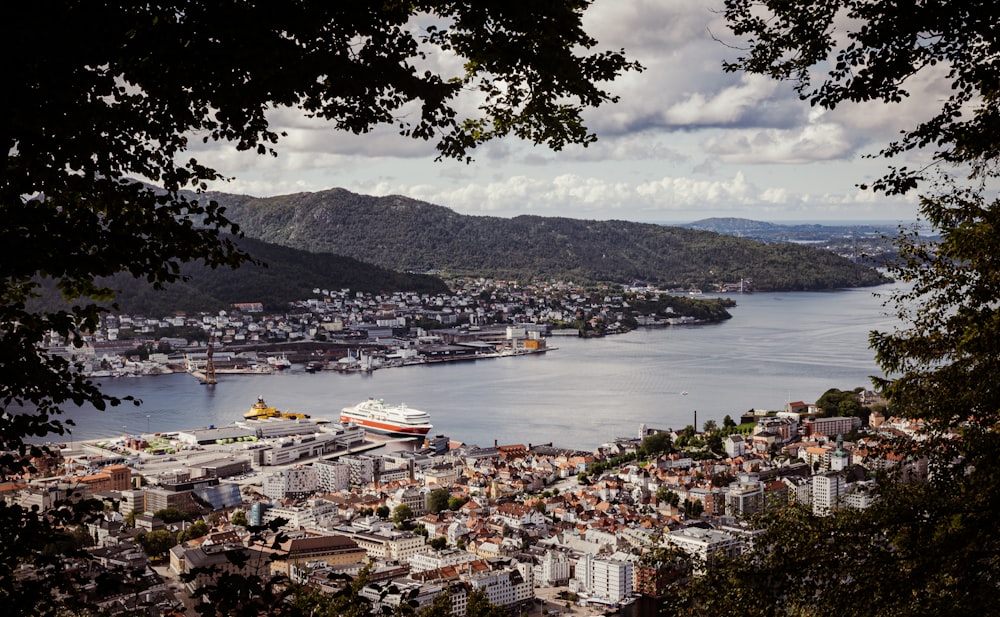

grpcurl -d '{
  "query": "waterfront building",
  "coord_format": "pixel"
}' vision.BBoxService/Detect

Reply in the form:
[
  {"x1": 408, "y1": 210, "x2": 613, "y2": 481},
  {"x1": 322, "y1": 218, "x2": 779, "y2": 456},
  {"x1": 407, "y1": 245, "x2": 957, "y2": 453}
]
[
  {"x1": 754, "y1": 416, "x2": 798, "y2": 443},
  {"x1": 340, "y1": 454, "x2": 380, "y2": 485},
  {"x1": 804, "y1": 416, "x2": 862, "y2": 437},
  {"x1": 198, "y1": 457, "x2": 252, "y2": 479}
]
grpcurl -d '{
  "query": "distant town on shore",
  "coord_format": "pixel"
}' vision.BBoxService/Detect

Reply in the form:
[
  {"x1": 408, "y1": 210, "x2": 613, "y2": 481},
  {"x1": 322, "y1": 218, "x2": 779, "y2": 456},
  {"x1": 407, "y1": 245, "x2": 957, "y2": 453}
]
[{"x1": 46, "y1": 280, "x2": 737, "y2": 380}]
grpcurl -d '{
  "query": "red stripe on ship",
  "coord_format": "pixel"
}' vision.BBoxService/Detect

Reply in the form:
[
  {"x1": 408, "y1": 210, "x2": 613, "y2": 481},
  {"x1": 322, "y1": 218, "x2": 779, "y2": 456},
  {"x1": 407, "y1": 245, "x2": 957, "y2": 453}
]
[{"x1": 340, "y1": 415, "x2": 431, "y2": 436}]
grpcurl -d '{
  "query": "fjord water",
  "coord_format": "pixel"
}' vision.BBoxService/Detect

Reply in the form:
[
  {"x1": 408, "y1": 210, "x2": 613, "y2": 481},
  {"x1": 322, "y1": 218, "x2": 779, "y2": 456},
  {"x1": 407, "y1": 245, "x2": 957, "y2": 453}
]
[{"x1": 63, "y1": 285, "x2": 902, "y2": 450}]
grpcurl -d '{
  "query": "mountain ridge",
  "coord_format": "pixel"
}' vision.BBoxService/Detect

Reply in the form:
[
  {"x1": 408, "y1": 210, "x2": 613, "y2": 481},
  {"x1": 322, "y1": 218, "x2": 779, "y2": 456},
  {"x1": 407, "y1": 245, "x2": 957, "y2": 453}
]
[{"x1": 208, "y1": 188, "x2": 888, "y2": 291}]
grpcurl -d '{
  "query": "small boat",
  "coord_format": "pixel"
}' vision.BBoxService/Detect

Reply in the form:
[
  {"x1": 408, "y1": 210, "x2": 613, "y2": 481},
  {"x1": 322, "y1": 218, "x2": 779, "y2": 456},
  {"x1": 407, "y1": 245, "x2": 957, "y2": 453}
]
[{"x1": 267, "y1": 354, "x2": 292, "y2": 369}]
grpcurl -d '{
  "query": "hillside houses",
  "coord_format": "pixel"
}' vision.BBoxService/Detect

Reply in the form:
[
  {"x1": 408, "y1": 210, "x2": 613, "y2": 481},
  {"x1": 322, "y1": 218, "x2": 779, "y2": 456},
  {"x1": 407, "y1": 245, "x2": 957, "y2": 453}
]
[{"x1": 43, "y1": 279, "x2": 736, "y2": 378}]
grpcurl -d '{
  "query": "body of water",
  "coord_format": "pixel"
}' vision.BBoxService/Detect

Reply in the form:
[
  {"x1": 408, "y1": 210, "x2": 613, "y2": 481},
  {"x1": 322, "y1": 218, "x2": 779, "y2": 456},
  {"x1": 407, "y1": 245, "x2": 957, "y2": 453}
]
[{"x1": 57, "y1": 285, "x2": 903, "y2": 451}]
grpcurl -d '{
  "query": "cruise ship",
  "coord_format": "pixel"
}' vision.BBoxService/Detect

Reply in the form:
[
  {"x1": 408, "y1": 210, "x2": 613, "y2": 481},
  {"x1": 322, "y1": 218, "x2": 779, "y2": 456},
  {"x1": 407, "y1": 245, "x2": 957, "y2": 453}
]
[{"x1": 340, "y1": 398, "x2": 433, "y2": 437}]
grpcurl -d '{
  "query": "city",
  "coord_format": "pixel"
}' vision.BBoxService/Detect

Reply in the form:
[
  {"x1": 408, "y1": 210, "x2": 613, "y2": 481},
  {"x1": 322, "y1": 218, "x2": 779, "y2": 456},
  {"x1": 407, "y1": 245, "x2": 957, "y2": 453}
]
[
  {"x1": 43, "y1": 280, "x2": 736, "y2": 380},
  {"x1": 6, "y1": 384, "x2": 923, "y2": 617}
]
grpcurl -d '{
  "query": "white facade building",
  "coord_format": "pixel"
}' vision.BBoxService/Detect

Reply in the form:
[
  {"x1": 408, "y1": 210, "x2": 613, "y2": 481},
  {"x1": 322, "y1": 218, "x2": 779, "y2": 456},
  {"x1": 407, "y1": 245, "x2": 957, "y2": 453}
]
[
  {"x1": 590, "y1": 558, "x2": 634, "y2": 603},
  {"x1": 665, "y1": 526, "x2": 742, "y2": 573},
  {"x1": 535, "y1": 550, "x2": 571, "y2": 587},
  {"x1": 812, "y1": 472, "x2": 846, "y2": 516},
  {"x1": 262, "y1": 467, "x2": 318, "y2": 500},
  {"x1": 313, "y1": 459, "x2": 351, "y2": 492},
  {"x1": 409, "y1": 548, "x2": 480, "y2": 573},
  {"x1": 467, "y1": 560, "x2": 533, "y2": 612}
]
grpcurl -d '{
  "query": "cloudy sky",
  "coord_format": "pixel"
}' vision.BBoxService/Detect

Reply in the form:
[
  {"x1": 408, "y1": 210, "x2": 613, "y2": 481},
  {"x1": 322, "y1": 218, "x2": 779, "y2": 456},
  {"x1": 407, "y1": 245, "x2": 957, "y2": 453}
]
[{"x1": 197, "y1": 0, "x2": 935, "y2": 224}]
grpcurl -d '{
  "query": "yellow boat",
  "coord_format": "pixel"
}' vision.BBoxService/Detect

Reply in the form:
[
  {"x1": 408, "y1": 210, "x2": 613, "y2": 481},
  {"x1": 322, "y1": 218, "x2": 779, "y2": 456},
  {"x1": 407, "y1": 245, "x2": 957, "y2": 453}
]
[{"x1": 244, "y1": 396, "x2": 310, "y2": 420}]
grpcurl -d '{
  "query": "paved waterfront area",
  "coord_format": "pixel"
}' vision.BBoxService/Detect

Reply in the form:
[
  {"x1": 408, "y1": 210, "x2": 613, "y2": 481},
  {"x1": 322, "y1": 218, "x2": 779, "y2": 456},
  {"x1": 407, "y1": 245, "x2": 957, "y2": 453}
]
[{"x1": 61, "y1": 421, "x2": 398, "y2": 481}]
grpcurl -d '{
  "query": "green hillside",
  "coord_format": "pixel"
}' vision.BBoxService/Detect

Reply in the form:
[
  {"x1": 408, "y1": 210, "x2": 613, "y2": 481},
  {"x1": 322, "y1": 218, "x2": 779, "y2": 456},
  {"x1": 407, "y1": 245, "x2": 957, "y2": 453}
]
[
  {"x1": 211, "y1": 188, "x2": 888, "y2": 291},
  {"x1": 31, "y1": 236, "x2": 449, "y2": 316}
]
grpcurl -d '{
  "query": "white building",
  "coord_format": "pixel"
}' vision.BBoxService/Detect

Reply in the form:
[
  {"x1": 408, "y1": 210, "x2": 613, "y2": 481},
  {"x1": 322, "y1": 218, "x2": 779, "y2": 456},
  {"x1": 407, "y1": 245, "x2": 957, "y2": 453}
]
[
  {"x1": 724, "y1": 434, "x2": 746, "y2": 458},
  {"x1": 725, "y1": 481, "x2": 764, "y2": 517},
  {"x1": 262, "y1": 467, "x2": 318, "y2": 500},
  {"x1": 337, "y1": 527, "x2": 430, "y2": 564},
  {"x1": 664, "y1": 526, "x2": 742, "y2": 573},
  {"x1": 387, "y1": 486, "x2": 427, "y2": 516},
  {"x1": 534, "y1": 550, "x2": 571, "y2": 587},
  {"x1": 409, "y1": 548, "x2": 480, "y2": 573},
  {"x1": 262, "y1": 499, "x2": 340, "y2": 532},
  {"x1": 360, "y1": 582, "x2": 445, "y2": 614},
  {"x1": 590, "y1": 558, "x2": 634, "y2": 603},
  {"x1": 467, "y1": 560, "x2": 533, "y2": 612},
  {"x1": 812, "y1": 472, "x2": 846, "y2": 516},
  {"x1": 313, "y1": 459, "x2": 351, "y2": 492}
]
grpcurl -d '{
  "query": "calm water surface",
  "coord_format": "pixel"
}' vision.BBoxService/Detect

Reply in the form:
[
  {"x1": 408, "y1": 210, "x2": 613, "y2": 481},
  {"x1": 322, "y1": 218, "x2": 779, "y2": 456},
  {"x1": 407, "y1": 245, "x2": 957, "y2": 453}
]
[{"x1": 61, "y1": 285, "x2": 903, "y2": 450}]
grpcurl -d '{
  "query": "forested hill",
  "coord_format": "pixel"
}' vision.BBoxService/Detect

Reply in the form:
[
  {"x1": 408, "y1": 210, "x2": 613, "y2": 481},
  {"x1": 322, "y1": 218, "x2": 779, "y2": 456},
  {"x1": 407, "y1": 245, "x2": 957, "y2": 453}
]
[
  {"x1": 30, "y1": 236, "x2": 450, "y2": 316},
  {"x1": 211, "y1": 188, "x2": 888, "y2": 291}
]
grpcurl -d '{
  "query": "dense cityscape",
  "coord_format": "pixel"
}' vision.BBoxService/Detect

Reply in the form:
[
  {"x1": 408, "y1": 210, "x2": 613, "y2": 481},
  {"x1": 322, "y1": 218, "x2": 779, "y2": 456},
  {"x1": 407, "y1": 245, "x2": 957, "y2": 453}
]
[
  {"x1": 8, "y1": 359, "x2": 913, "y2": 617},
  {"x1": 7, "y1": 1, "x2": 994, "y2": 615}
]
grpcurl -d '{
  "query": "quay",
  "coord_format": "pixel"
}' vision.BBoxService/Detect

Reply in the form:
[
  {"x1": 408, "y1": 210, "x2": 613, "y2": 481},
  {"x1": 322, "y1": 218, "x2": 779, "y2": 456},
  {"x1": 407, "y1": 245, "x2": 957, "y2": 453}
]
[{"x1": 61, "y1": 419, "x2": 413, "y2": 480}]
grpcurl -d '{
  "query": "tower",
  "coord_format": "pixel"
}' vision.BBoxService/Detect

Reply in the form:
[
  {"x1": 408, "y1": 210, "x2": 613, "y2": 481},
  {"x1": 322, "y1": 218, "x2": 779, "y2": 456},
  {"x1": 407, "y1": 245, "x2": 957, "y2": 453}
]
[
  {"x1": 830, "y1": 434, "x2": 849, "y2": 472},
  {"x1": 203, "y1": 341, "x2": 217, "y2": 385}
]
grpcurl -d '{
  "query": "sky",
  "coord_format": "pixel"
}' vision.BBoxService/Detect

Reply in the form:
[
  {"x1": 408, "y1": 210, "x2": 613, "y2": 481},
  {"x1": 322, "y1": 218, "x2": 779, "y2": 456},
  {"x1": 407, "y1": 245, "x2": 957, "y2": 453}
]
[{"x1": 195, "y1": 0, "x2": 938, "y2": 225}]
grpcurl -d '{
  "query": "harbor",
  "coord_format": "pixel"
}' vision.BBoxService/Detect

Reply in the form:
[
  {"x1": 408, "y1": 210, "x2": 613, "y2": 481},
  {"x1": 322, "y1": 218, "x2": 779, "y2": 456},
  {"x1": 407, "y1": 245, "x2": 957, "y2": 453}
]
[
  {"x1": 186, "y1": 344, "x2": 554, "y2": 384},
  {"x1": 60, "y1": 416, "x2": 418, "y2": 484},
  {"x1": 49, "y1": 285, "x2": 898, "y2": 451}
]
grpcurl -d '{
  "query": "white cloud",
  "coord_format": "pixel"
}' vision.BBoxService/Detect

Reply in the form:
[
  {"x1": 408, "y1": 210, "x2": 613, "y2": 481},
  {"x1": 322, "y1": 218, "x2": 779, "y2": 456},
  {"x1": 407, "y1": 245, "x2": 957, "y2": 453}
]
[
  {"x1": 663, "y1": 74, "x2": 781, "y2": 126},
  {"x1": 191, "y1": 0, "x2": 936, "y2": 224},
  {"x1": 702, "y1": 121, "x2": 854, "y2": 164}
]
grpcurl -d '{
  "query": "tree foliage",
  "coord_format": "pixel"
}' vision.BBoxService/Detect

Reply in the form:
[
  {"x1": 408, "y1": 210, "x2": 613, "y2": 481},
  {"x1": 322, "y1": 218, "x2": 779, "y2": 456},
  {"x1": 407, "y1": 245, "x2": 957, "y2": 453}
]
[
  {"x1": 391, "y1": 504, "x2": 414, "y2": 527},
  {"x1": 672, "y1": 2, "x2": 1000, "y2": 615},
  {"x1": 136, "y1": 529, "x2": 177, "y2": 558},
  {"x1": 2, "y1": 0, "x2": 639, "y2": 466},
  {"x1": 1, "y1": 3, "x2": 639, "y2": 615},
  {"x1": 426, "y1": 488, "x2": 451, "y2": 514},
  {"x1": 640, "y1": 432, "x2": 675, "y2": 457},
  {"x1": 216, "y1": 188, "x2": 887, "y2": 290},
  {"x1": 230, "y1": 510, "x2": 249, "y2": 527},
  {"x1": 722, "y1": 0, "x2": 1000, "y2": 195},
  {"x1": 814, "y1": 387, "x2": 868, "y2": 422}
]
